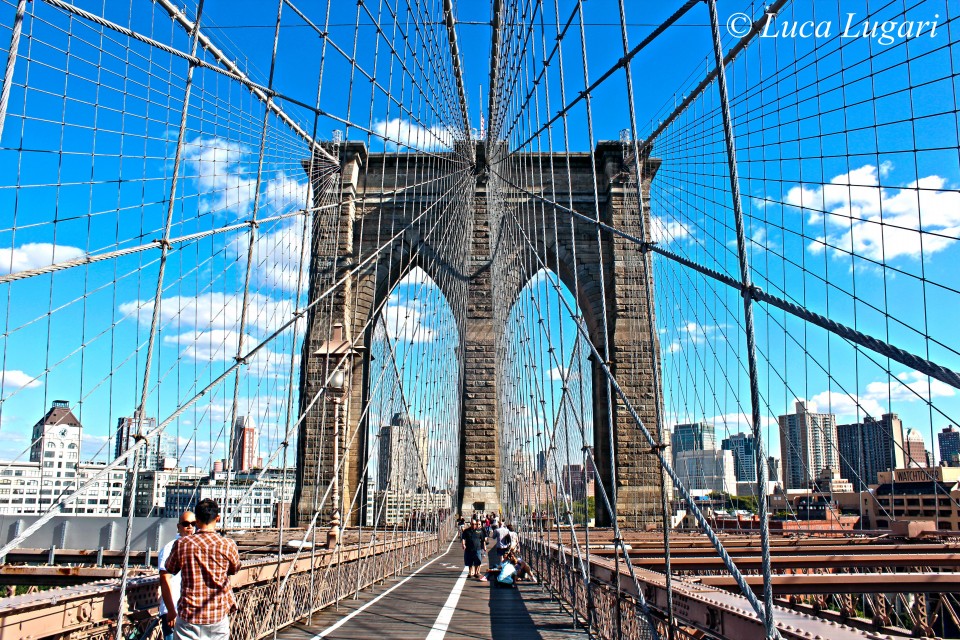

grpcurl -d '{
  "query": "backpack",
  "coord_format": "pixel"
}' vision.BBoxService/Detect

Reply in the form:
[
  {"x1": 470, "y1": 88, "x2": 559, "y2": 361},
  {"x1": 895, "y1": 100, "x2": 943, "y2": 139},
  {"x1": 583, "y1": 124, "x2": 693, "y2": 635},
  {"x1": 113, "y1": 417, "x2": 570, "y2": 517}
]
[{"x1": 498, "y1": 529, "x2": 512, "y2": 550}]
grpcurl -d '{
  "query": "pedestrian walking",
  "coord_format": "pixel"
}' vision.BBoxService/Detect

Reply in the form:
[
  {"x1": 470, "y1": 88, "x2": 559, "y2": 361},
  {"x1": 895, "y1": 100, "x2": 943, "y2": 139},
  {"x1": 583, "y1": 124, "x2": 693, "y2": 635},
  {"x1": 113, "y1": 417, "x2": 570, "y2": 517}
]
[
  {"x1": 495, "y1": 520, "x2": 513, "y2": 557},
  {"x1": 158, "y1": 510, "x2": 196, "y2": 640},
  {"x1": 461, "y1": 519, "x2": 486, "y2": 580},
  {"x1": 164, "y1": 499, "x2": 241, "y2": 640},
  {"x1": 486, "y1": 516, "x2": 503, "y2": 573}
]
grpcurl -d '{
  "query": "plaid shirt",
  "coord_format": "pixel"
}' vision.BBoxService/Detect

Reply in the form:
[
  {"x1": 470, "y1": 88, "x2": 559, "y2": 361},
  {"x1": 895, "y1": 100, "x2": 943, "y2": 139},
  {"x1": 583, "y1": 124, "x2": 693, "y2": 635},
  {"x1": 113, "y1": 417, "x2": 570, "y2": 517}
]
[{"x1": 164, "y1": 529, "x2": 241, "y2": 625}]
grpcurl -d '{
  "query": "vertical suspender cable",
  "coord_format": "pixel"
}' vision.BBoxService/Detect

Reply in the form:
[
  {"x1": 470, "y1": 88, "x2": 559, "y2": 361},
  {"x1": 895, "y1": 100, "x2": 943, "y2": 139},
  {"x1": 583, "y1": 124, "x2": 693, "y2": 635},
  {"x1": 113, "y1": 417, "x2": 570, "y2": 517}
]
[
  {"x1": 119, "y1": 2, "x2": 208, "y2": 639},
  {"x1": 225, "y1": 0, "x2": 285, "y2": 531},
  {"x1": 615, "y1": 0, "x2": 675, "y2": 634},
  {"x1": 706, "y1": 1, "x2": 775, "y2": 636}
]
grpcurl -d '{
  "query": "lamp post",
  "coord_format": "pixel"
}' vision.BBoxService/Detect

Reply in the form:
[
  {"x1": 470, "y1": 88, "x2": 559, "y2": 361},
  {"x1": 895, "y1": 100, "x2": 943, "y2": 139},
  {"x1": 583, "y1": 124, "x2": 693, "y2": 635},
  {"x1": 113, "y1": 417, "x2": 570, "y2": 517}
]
[{"x1": 313, "y1": 323, "x2": 359, "y2": 549}]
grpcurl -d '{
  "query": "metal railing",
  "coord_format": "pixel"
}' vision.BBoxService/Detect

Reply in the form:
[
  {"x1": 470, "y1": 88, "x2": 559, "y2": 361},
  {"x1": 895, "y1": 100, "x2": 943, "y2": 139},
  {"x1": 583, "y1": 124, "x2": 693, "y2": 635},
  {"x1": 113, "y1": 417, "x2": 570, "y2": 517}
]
[{"x1": 0, "y1": 521, "x2": 453, "y2": 640}]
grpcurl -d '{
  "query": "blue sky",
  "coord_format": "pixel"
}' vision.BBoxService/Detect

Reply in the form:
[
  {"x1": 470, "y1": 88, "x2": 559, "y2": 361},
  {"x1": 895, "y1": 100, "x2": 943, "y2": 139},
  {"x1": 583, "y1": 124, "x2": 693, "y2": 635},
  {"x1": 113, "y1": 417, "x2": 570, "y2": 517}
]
[{"x1": 0, "y1": 0, "x2": 958, "y2": 493}]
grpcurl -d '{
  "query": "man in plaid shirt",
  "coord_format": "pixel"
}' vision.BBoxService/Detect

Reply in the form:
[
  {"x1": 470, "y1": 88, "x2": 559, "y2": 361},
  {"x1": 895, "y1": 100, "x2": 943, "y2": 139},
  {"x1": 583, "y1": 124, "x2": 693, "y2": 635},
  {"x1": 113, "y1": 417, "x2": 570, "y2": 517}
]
[{"x1": 164, "y1": 498, "x2": 241, "y2": 640}]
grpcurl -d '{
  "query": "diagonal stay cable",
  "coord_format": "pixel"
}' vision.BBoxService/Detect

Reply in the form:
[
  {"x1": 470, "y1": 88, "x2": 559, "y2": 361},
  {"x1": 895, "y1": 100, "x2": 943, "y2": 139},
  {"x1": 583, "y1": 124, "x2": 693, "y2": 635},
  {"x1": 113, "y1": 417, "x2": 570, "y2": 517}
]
[
  {"x1": 504, "y1": 201, "x2": 783, "y2": 632},
  {"x1": 490, "y1": 167, "x2": 960, "y2": 392},
  {"x1": 0, "y1": 165, "x2": 471, "y2": 558}
]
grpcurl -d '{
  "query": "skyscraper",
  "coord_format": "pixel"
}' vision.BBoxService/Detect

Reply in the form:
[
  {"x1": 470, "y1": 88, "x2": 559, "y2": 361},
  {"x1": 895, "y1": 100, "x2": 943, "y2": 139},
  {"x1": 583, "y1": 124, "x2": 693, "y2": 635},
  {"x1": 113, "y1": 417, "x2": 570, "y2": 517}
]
[
  {"x1": 720, "y1": 432, "x2": 756, "y2": 482},
  {"x1": 671, "y1": 422, "x2": 715, "y2": 467},
  {"x1": 115, "y1": 413, "x2": 170, "y2": 471},
  {"x1": 231, "y1": 416, "x2": 258, "y2": 472},
  {"x1": 778, "y1": 401, "x2": 839, "y2": 490},
  {"x1": 767, "y1": 457, "x2": 781, "y2": 489},
  {"x1": 674, "y1": 449, "x2": 735, "y2": 495},
  {"x1": 905, "y1": 429, "x2": 929, "y2": 468},
  {"x1": 939, "y1": 426, "x2": 960, "y2": 466},
  {"x1": 836, "y1": 413, "x2": 904, "y2": 491},
  {"x1": 377, "y1": 413, "x2": 428, "y2": 492}
]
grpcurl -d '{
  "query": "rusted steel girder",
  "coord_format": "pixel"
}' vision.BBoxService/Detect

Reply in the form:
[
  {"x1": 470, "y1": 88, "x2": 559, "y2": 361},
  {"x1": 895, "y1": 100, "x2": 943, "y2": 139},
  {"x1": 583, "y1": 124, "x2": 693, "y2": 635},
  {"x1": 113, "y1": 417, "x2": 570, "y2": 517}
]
[
  {"x1": 0, "y1": 566, "x2": 125, "y2": 586},
  {"x1": 531, "y1": 540, "x2": 897, "y2": 640},
  {"x1": 697, "y1": 572, "x2": 960, "y2": 595},
  {"x1": 589, "y1": 542, "x2": 960, "y2": 557},
  {"x1": 624, "y1": 553, "x2": 960, "y2": 571}
]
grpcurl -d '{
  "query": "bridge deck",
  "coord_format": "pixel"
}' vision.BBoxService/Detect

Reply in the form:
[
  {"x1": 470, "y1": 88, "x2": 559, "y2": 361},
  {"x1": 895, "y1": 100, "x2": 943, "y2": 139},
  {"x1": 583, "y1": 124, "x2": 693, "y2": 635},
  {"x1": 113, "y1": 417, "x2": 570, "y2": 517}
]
[{"x1": 278, "y1": 540, "x2": 588, "y2": 640}]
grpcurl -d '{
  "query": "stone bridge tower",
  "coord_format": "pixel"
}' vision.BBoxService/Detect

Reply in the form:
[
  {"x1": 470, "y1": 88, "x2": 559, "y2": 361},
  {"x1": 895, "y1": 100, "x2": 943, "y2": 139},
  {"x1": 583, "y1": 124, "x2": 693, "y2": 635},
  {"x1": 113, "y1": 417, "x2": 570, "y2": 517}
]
[{"x1": 293, "y1": 140, "x2": 663, "y2": 527}]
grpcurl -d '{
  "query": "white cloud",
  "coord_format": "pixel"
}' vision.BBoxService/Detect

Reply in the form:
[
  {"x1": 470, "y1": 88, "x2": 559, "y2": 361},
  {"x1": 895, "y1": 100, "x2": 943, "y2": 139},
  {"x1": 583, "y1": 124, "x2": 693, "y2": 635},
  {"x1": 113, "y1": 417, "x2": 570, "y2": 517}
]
[
  {"x1": 805, "y1": 390, "x2": 885, "y2": 422},
  {"x1": 380, "y1": 268, "x2": 444, "y2": 344},
  {"x1": 383, "y1": 302, "x2": 435, "y2": 344},
  {"x1": 182, "y1": 137, "x2": 255, "y2": 216},
  {"x1": 163, "y1": 329, "x2": 250, "y2": 362},
  {"x1": 162, "y1": 328, "x2": 293, "y2": 379},
  {"x1": 651, "y1": 216, "x2": 692, "y2": 243},
  {"x1": 372, "y1": 118, "x2": 452, "y2": 151},
  {"x1": 0, "y1": 243, "x2": 85, "y2": 275},
  {"x1": 740, "y1": 227, "x2": 778, "y2": 254},
  {"x1": 664, "y1": 321, "x2": 720, "y2": 355},
  {"x1": 261, "y1": 170, "x2": 310, "y2": 215},
  {"x1": 802, "y1": 371, "x2": 951, "y2": 421},
  {"x1": 0, "y1": 370, "x2": 40, "y2": 391},
  {"x1": 548, "y1": 366, "x2": 568, "y2": 381},
  {"x1": 785, "y1": 163, "x2": 960, "y2": 260},
  {"x1": 232, "y1": 222, "x2": 307, "y2": 293},
  {"x1": 865, "y1": 370, "x2": 955, "y2": 404},
  {"x1": 182, "y1": 136, "x2": 308, "y2": 218},
  {"x1": 119, "y1": 292, "x2": 295, "y2": 335}
]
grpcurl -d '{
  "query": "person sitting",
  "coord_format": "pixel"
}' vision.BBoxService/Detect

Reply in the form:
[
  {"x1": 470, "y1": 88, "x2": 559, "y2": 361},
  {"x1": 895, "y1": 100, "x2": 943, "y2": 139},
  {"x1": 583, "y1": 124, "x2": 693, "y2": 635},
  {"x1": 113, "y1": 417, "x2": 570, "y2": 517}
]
[{"x1": 504, "y1": 550, "x2": 535, "y2": 583}]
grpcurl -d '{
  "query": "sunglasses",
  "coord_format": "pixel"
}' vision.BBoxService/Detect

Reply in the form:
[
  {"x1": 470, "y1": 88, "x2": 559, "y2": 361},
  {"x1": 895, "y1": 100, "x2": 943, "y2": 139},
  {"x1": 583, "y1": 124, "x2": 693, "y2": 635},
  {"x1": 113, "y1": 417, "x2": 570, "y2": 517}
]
[{"x1": 179, "y1": 521, "x2": 197, "y2": 527}]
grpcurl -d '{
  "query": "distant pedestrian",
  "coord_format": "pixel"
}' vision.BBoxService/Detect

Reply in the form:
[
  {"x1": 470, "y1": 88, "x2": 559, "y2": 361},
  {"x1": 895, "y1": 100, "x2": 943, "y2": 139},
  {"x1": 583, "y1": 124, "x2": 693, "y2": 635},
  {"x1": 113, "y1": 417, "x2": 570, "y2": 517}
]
[
  {"x1": 496, "y1": 521, "x2": 513, "y2": 556},
  {"x1": 158, "y1": 510, "x2": 196, "y2": 640},
  {"x1": 461, "y1": 519, "x2": 485, "y2": 580},
  {"x1": 164, "y1": 499, "x2": 241, "y2": 640}
]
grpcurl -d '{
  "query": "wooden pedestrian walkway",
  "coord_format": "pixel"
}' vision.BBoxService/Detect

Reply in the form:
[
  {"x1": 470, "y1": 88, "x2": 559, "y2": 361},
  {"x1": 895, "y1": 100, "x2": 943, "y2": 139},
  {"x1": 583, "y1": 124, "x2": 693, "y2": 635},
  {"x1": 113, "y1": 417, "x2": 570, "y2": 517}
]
[{"x1": 277, "y1": 540, "x2": 589, "y2": 640}]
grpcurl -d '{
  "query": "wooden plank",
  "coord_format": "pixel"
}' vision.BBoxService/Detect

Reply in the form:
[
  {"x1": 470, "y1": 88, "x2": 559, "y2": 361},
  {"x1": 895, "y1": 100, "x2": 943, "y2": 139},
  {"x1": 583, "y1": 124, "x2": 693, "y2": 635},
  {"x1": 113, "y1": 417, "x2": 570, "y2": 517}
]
[{"x1": 279, "y1": 545, "x2": 587, "y2": 640}]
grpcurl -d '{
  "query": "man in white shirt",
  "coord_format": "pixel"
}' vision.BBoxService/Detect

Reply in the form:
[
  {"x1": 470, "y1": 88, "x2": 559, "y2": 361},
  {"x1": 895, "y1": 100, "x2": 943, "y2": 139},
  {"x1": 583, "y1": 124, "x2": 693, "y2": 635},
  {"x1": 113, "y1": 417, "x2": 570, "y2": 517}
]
[{"x1": 158, "y1": 510, "x2": 196, "y2": 640}]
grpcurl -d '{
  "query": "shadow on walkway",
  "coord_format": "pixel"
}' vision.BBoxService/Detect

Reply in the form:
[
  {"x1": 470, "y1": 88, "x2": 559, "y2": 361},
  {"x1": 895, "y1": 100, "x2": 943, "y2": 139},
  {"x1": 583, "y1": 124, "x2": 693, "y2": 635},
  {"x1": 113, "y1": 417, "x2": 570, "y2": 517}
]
[{"x1": 488, "y1": 582, "x2": 585, "y2": 640}]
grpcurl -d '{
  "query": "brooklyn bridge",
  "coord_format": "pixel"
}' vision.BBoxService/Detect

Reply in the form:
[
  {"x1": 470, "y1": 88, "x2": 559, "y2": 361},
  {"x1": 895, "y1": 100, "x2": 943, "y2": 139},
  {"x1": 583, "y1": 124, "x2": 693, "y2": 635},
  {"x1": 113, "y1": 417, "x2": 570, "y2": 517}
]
[{"x1": 0, "y1": 0, "x2": 959, "y2": 638}]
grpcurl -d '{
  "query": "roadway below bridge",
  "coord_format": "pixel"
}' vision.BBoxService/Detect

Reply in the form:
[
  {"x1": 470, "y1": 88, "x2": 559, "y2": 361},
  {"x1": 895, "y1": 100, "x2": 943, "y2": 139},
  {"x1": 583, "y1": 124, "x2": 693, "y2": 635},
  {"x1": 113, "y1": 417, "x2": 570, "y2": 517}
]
[{"x1": 277, "y1": 539, "x2": 587, "y2": 640}]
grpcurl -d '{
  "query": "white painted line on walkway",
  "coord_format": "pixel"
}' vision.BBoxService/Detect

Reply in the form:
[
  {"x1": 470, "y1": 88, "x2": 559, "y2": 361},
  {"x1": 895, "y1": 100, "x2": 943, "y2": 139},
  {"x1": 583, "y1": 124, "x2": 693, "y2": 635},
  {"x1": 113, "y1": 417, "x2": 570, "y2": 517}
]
[
  {"x1": 425, "y1": 567, "x2": 469, "y2": 640},
  {"x1": 312, "y1": 536, "x2": 458, "y2": 639}
]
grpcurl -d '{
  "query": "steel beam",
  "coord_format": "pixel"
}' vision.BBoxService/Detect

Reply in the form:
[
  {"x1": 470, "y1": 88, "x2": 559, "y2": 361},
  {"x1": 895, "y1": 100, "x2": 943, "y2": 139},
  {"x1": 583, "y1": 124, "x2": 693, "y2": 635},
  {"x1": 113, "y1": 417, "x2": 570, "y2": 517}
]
[
  {"x1": 624, "y1": 553, "x2": 960, "y2": 571},
  {"x1": 698, "y1": 572, "x2": 960, "y2": 595},
  {"x1": 543, "y1": 541, "x2": 895, "y2": 640}
]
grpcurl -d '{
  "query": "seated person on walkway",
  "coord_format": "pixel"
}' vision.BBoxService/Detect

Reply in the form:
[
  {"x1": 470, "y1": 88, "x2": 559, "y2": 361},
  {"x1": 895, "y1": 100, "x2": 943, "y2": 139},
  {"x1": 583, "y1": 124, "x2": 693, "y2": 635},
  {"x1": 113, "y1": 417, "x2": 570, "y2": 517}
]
[
  {"x1": 461, "y1": 519, "x2": 486, "y2": 580},
  {"x1": 504, "y1": 550, "x2": 535, "y2": 583}
]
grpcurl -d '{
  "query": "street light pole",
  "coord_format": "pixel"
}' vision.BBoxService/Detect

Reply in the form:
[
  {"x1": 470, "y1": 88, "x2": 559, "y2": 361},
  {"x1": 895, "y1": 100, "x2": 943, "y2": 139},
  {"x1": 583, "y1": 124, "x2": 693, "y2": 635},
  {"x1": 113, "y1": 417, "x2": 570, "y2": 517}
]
[
  {"x1": 314, "y1": 323, "x2": 357, "y2": 550},
  {"x1": 331, "y1": 394, "x2": 342, "y2": 536}
]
